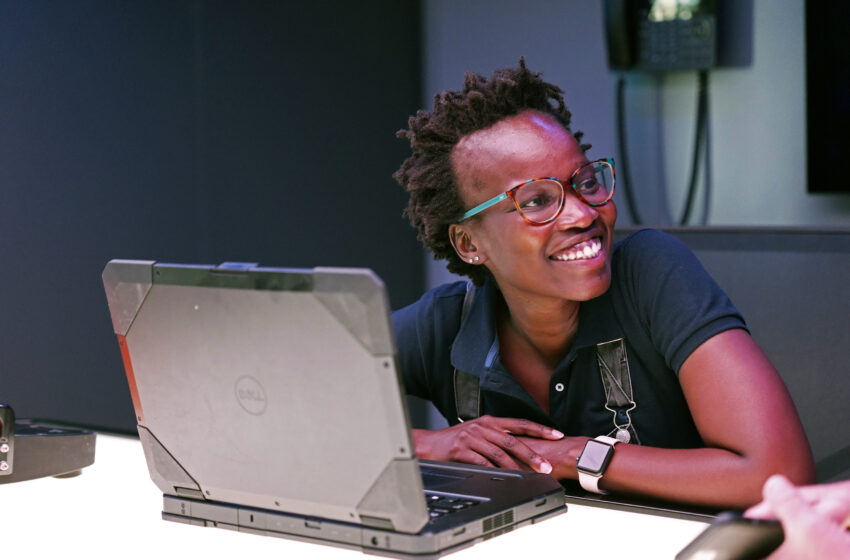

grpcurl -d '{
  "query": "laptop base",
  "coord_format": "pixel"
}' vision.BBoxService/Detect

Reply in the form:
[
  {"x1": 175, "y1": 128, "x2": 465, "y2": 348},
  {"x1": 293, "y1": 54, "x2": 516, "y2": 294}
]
[{"x1": 162, "y1": 493, "x2": 566, "y2": 559}]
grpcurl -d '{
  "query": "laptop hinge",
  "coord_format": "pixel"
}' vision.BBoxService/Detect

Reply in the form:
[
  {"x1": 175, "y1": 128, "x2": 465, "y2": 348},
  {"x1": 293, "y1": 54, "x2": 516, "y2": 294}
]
[
  {"x1": 174, "y1": 486, "x2": 205, "y2": 499},
  {"x1": 359, "y1": 515, "x2": 395, "y2": 530}
]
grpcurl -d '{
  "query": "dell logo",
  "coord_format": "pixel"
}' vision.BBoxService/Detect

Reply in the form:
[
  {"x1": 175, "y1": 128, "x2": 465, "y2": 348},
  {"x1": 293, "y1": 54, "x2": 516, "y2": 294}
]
[{"x1": 235, "y1": 376, "x2": 267, "y2": 415}]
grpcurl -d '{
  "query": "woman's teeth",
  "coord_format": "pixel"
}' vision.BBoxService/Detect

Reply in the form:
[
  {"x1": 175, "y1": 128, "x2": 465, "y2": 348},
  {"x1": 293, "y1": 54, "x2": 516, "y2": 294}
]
[{"x1": 552, "y1": 238, "x2": 602, "y2": 261}]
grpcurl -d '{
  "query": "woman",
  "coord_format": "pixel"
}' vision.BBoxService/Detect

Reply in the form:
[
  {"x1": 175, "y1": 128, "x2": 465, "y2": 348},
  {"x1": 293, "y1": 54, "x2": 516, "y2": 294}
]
[{"x1": 392, "y1": 60, "x2": 814, "y2": 508}]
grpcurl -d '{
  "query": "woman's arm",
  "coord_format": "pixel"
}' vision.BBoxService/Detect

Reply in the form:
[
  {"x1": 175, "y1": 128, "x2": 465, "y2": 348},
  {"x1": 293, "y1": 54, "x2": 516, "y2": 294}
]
[{"x1": 523, "y1": 329, "x2": 815, "y2": 509}]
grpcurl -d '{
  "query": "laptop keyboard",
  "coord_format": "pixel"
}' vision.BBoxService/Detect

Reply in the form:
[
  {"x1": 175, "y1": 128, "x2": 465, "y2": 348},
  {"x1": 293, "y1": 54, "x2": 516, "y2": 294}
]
[{"x1": 425, "y1": 493, "x2": 482, "y2": 519}]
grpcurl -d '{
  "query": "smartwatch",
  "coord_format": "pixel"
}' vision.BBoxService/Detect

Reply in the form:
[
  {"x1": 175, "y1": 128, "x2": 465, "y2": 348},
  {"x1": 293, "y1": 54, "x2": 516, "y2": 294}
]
[{"x1": 576, "y1": 435, "x2": 619, "y2": 494}]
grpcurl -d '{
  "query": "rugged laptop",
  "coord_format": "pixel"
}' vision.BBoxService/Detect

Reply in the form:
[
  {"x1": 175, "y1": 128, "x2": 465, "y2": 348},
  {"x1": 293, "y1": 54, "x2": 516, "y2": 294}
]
[{"x1": 102, "y1": 260, "x2": 565, "y2": 558}]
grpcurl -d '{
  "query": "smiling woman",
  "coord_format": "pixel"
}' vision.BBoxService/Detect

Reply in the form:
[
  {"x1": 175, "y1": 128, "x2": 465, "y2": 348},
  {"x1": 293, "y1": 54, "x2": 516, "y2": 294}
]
[
  {"x1": 448, "y1": 110, "x2": 616, "y2": 306},
  {"x1": 390, "y1": 60, "x2": 815, "y2": 509}
]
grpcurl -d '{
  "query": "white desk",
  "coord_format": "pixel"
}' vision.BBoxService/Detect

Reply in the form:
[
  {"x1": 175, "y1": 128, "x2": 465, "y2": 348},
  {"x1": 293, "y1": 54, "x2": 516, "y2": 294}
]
[{"x1": 1, "y1": 434, "x2": 708, "y2": 559}]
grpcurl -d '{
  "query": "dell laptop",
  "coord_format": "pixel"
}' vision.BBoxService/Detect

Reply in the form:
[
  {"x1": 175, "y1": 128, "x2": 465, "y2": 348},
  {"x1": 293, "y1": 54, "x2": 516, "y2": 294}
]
[{"x1": 102, "y1": 260, "x2": 565, "y2": 558}]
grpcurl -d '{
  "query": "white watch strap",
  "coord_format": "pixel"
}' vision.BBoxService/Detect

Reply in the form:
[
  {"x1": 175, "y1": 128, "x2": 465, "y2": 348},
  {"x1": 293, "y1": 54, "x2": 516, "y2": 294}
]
[
  {"x1": 578, "y1": 470, "x2": 605, "y2": 494},
  {"x1": 578, "y1": 436, "x2": 619, "y2": 494}
]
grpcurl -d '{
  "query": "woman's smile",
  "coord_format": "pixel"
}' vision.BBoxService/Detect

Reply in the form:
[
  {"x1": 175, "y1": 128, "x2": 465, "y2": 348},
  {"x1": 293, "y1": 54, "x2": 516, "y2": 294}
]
[{"x1": 550, "y1": 237, "x2": 603, "y2": 262}]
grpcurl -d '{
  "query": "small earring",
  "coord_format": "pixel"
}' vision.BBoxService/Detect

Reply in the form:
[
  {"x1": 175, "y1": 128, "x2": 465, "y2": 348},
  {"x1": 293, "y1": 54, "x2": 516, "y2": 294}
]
[{"x1": 473, "y1": 256, "x2": 480, "y2": 263}]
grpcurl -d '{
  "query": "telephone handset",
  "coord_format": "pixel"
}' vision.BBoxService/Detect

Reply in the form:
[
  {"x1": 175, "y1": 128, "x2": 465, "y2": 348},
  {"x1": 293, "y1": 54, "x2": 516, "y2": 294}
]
[{"x1": 604, "y1": 0, "x2": 717, "y2": 72}]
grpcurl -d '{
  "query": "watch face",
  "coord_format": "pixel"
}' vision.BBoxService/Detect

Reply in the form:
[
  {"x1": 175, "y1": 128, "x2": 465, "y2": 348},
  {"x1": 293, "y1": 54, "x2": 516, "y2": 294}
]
[{"x1": 578, "y1": 440, "x2": 613, "y2": 474}]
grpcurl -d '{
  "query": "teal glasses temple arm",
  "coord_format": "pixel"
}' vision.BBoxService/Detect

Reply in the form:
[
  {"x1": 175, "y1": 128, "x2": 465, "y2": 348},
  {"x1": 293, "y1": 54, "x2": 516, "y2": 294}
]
[{"x1": 459, "y1": 192, "x2": 509, "y2": 222}]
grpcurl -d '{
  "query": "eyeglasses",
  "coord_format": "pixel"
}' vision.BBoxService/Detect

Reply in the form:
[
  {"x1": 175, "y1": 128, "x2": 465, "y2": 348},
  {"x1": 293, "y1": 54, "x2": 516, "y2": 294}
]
[{"x1": 458, "y1": 158, "x2": 616, "y2": 225}]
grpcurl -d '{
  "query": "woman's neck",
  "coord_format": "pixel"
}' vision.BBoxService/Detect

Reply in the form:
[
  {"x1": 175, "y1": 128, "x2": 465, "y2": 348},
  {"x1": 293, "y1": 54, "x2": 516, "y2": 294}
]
[{"x1": 496, "y1": 290, "x2": 581, "y2": 370}]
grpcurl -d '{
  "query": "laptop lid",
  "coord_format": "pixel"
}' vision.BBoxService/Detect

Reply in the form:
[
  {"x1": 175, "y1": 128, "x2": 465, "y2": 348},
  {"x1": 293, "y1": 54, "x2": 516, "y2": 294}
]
[{"x1": 103, "y1": 260, "x2": 429, "y2": 533}]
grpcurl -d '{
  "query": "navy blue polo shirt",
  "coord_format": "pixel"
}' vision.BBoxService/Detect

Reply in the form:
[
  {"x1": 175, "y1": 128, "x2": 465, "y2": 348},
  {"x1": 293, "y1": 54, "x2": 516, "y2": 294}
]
[{"x1": 392, "y1": 229, "x2": 747, "y2": 449}]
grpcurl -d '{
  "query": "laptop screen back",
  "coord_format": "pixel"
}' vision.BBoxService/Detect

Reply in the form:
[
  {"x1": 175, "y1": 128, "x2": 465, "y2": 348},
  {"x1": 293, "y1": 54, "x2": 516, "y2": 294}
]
[{"x1": 103, "y1": 262, "x2": 428, "y2": 533}]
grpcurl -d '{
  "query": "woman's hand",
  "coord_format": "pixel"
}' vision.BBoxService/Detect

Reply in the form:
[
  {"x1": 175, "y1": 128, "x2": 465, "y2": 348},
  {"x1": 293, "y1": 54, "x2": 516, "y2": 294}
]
[
  {"x1": 519, "y1": 435, "x2": 591, "y2": 480},
  {"x1": 411, "y1": 415, "x2": 563, "y2": 474},
  {"x1": 745, "y1": 474, "x2": 850, "y2": 559}
]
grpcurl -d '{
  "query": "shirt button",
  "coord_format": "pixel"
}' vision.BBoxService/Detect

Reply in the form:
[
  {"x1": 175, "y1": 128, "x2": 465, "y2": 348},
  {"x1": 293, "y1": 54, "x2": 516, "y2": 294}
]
[{"x1": 554, "y1": 382, "x2": 565, "y2": 392}]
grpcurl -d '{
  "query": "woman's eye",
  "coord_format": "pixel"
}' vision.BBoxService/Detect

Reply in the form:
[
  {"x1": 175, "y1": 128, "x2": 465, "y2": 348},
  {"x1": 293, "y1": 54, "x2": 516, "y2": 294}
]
[
  {"x1": 577, "y1": 179, "x2": 600, "y2": 194},
  {"x1": 521, "y1": 194, "x2": 552, "y2": 208}
]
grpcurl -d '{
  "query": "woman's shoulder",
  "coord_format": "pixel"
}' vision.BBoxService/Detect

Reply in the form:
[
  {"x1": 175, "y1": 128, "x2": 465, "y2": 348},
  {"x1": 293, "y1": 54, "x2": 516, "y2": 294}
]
[
  {"x1": 392, "y1": 280, "x2": 469, "y2": 320},
  {"x1": 609, "y1": 228, "x2": 711, "y2": 300},
  {"x1": 615, "y1": 228, "x2": 689, "y2": 254},
  {"x1": 391, "y1": 280, "x2": 470, "y2": 356},
  {"x1": 613, "y1": 228, "x2": 696, "y2": 270},
  {"x1": 404, "y1": 280, "x2": 469, "y2": 306}
]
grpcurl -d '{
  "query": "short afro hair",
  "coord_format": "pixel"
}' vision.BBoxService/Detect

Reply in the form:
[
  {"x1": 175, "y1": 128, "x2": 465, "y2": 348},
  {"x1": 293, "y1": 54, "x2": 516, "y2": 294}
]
[{"x1": 393, "y1": 58, "x2": 589, "y2": 286}]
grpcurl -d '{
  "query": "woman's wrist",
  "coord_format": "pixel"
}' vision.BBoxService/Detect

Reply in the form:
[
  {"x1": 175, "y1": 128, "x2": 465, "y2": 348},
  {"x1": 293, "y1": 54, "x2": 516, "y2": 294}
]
[{"x1": 411, "y1": 428, "x2": 436, "y2": 459}]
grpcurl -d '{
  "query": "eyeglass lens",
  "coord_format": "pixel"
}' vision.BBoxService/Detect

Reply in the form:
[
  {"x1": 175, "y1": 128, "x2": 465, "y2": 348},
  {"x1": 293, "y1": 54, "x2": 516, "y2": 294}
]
[
  {"x1": 573, "y1": 161, "x2": 614, "y2": 206},
  {"x1": 514, "y1": 180, "x2": 564, "y2": 223},
  {"x1": 514, "y1": 161, "x2": 614, "y2": 224}
]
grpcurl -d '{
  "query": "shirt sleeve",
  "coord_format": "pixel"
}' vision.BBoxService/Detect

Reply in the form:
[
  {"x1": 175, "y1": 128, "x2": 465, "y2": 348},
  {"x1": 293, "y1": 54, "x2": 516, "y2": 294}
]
[{"x1": 615, "y1": 229, "x2": 748, "y2": 374}]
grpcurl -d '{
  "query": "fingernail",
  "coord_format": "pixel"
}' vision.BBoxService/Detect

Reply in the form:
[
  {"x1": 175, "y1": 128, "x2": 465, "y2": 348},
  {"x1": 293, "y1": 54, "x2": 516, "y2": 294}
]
[
  {"x1": 765, "y1": 474, "x2": 792, "y2": 494},
  {"x1": 540, "y1": 461, "x2": 553, "y2": 474},
  {"x1": 550, "y1": 429, "x2": 564, "y2": 439},
  {"x1": 764, "y1": 474, "x2": 791, "y2": 489}
]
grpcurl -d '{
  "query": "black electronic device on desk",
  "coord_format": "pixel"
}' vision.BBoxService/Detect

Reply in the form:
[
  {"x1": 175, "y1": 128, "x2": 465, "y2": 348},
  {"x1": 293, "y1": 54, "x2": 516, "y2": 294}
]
[
  {"x1": 676, "y1": 511, "x2": 784, "y2": 560},
  {"x1": 0, "y1": 404, "x2": 96, "y2": 484}
]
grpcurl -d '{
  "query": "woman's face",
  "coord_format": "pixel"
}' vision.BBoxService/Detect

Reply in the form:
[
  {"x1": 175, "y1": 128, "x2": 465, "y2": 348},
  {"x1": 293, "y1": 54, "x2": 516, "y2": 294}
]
[{"x1": 450, "y1": 110, "x2": 617, "y2": 304}]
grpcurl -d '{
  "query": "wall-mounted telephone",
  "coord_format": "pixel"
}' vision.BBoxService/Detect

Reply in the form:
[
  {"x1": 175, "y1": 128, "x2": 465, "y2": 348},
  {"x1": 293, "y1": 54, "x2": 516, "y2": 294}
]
[{"x1": 604, "y1": 0, "x2": 717, "y2": 72}]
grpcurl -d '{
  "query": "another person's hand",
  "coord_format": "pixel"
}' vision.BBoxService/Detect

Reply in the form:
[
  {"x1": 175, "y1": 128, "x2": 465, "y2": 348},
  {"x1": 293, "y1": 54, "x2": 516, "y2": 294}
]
[
  {"x1": 411, "y1": 415, "x2": 563, "y2": 474},
  {"x1": 745, "y1": 474, "x2": 850, "y2": 559}
]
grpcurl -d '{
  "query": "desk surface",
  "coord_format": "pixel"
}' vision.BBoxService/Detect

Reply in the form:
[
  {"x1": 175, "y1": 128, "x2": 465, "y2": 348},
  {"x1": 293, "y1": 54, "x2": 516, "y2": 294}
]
[{"x1": 1, "y1": 434, "x2": 708, "y2": 559}]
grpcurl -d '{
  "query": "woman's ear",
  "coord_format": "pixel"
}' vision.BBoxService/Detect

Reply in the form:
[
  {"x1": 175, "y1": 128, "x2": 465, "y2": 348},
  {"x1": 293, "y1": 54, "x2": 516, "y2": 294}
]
[{"x1": 449, "y1": 224, "x2": 485, "y2": 265}]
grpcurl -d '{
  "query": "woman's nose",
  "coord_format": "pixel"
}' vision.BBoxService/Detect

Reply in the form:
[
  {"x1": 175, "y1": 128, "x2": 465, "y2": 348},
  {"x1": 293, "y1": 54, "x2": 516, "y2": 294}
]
[{"x1": 553, "y1": 192, "x2": 598, "y2": 229}]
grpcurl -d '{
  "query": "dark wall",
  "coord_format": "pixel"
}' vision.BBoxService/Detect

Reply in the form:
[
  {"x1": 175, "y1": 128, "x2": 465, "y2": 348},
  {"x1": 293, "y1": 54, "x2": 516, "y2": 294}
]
[{"x1": 0, "y1": 1, "x2": 424, "y2": 432}]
